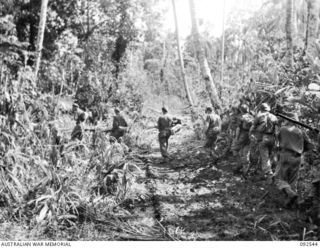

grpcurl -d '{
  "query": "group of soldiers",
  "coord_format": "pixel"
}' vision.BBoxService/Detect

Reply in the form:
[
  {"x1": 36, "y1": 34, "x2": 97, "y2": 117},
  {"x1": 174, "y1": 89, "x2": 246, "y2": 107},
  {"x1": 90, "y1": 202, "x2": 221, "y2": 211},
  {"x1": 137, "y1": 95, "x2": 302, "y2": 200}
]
[
  {"x1": 157, "y1": 100, "x2": 319, "y2": 222},
  {"x1": 1, "y1": 91, "x2": 319, "y2": 225},
  {"x1": 70, "y1": 103, "x2": 128, "y2": 142},
  {"x1": 204, "y1": 101, "x2": 320, "y2": 220}
]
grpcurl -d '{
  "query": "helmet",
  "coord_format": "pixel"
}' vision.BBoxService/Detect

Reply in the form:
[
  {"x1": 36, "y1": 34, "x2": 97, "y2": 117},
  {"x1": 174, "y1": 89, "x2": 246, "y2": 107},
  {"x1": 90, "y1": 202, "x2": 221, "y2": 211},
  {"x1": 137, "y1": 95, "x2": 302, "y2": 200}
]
[
  {"x1": 162, "y1": 107, "x2": 168, "y2": 113},
  {"x1": 205, "y1": 107, "x2": 212, "y2": 113},
  {"x1": 240, "y1": 104, "x2": 249, "y2": 113}
]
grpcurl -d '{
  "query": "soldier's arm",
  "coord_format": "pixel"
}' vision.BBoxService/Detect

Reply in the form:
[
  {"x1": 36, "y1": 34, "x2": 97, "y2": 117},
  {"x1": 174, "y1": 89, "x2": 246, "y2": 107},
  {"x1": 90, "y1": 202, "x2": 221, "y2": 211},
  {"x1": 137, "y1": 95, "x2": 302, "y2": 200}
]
[
  {"x1": 249, "y1": 117, "x2": 257, "y2": 136},
  {"x1": 217, "y1": 115, "x2": 222, "y2": 130},
  {"x1": 274, "y1": 116, "x2": 279, "y2": 136},
  {"x1": 204, "y1": 115, "x2": 210, "y2": 130},
  {"x1": 303, "y1": 131, "x2": 314, "y2": 152},
  {"x1": 169, "y1": 118, "x2": 173, "y2": 127},
  {"x1": 235, "y1": 118, "x2": 242, "y2": 140},
  {"x1": 122, "y1": 116, "x2": 128, "y2": 127},
  {"x1": 112, "y1": 117, "x2": 118, "y2": 129}
]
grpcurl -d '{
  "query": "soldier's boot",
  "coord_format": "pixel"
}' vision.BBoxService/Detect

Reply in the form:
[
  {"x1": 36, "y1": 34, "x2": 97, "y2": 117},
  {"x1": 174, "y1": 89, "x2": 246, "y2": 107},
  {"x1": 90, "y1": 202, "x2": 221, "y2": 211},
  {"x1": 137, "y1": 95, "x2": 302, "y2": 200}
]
[{"x1": 284, "y1": 188, "x2": 298, "y2": 209}]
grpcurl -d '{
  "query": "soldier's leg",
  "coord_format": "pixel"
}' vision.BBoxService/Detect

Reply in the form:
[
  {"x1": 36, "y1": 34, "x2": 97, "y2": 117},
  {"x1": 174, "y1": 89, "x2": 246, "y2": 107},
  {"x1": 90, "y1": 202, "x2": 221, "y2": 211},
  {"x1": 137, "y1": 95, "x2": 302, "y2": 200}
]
[
  {"x1": 241, "y1": 144, "x2": 251, "y2": 174},
  {"x1": 275, "y1": 152, "x2": 300, "y2": 207},
  {"x1": 232, "y1": 133, "x2": 245, "y2": 171},
  {"x1": 212, "y1": 133, "x2": 218, "y2": 149},
  {"x1": 159, "y1": 135, "x2": 167, "y2": 157},
  {"x1": 259, "y1": 141, "x2": 272, "y2": 176},
  {"x1": 205, "y1": 134, "x2": 214, "y2": 148},
  {"x1": 164, "y1": 136, "x2": 170, "y2": 155},
  {"x1": 311, "y1": 180, "x2": 320, "y2": 226},
  {"x1": 231, "y1": 137, "x2": 238, "y2": 156}
]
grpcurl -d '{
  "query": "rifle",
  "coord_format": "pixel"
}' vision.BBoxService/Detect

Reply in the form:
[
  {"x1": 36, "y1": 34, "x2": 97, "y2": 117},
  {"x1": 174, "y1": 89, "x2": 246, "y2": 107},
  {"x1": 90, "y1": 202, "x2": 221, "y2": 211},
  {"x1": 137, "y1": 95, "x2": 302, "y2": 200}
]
[
  {"x1": 147, "y1": 117, "x2": 182, "y2": 130},
  {"x1": 85, "y1": 128, "x2": 113, "y2": 133},
  {"x1": 272, "y1": 112, "x2": 320, "y2": 133}
]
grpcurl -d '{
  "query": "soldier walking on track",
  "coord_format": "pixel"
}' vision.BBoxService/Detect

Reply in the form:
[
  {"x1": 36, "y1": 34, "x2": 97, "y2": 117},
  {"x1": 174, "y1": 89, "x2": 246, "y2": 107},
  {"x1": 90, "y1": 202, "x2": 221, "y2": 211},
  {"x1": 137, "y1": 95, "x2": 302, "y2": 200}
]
[
  {"x1": 204, "y1": 107, "x2": 221, "y2": 149},
  {"x1": 157, "y1": 107, "x2": 172, "y2": 158},
  {"x1": 249, "y1": 103, "x2": 278, "y2": 180},
  {"x1": 274, "y1": 113, "x2": 313, "y2": 208},
  {"x1": 233, "y1": 104, "x2": 254, "y2": 174}
]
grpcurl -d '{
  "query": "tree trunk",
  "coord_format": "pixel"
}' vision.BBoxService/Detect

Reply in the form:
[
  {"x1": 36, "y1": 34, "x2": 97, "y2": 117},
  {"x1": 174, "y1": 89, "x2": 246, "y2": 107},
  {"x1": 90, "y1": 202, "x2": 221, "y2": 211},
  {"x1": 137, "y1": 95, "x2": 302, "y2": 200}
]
[
  {"x1": 220, "y1": 0, "x2": 226, "y2": 99},
  {"x1": 285, "y1": 0, "x2": 294, "y2": 67},
  {"x1": 305, "y1": 0, "x2": 320, "y2": 58},
  {"x1": 292, "y1": 0, "x2": 298, "y2": 41},
  {"x1": 172, "y1": 0, "x2": 193, "y2": 107},
  {"x1": 188, "y1": 0, "x2": 221, "y2": 109},
  {"x1": 160, "y1": 41, "x2": 170, "y2": 95},
  {"x1": 34, "y1": 0, "x2": 49, "y2": 84}
]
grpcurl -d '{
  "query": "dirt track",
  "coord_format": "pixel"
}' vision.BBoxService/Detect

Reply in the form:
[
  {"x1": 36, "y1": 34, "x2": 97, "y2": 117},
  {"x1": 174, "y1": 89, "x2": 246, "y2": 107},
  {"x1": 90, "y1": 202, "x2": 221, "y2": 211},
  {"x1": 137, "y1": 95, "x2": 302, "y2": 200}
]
[{"x1": 130, "y1": 122, "x2": 317, "y2": 241}]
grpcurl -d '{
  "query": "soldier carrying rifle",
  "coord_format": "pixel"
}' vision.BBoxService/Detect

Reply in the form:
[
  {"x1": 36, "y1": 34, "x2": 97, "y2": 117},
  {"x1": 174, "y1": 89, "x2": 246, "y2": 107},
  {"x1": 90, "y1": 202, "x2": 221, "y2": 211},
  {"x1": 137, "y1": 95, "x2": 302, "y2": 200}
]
[
  {"x1": 273, "y1": 112, "x2": 313, "y2": 208},
  {"x1": 157, "y1": 107, "x2": 181, "y2": 159}
]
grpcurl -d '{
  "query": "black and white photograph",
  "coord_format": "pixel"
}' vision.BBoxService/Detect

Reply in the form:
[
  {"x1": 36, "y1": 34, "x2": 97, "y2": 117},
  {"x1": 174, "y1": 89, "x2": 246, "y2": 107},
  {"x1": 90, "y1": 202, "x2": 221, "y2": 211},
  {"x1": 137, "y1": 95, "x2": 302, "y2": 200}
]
[{"x1": 0, "y1": 0, "x2": 320, "y2": 244}]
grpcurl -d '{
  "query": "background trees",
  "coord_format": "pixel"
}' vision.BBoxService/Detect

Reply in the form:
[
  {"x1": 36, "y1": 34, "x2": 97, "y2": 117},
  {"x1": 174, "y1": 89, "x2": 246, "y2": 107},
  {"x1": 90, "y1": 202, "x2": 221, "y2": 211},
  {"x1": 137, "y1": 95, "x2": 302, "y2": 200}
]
[{"x1": 1, "y1": 0, "x2": 320, "y2": 113}]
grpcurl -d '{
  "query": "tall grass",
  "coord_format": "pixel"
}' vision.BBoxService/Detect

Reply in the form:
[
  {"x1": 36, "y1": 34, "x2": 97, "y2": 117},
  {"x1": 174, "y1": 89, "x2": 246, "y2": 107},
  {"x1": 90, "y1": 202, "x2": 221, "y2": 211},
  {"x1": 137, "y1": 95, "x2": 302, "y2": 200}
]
[{"x1": 0, "y1": 96, "x2": 145, "y2": 239}]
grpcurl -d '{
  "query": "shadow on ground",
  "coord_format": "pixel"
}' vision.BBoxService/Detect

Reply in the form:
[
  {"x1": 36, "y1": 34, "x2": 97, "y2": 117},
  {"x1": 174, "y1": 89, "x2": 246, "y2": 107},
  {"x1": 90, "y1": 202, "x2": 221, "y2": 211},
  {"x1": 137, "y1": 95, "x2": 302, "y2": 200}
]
[{"x1": 134, "y1": 130, "x2": 316, "y2": 241}]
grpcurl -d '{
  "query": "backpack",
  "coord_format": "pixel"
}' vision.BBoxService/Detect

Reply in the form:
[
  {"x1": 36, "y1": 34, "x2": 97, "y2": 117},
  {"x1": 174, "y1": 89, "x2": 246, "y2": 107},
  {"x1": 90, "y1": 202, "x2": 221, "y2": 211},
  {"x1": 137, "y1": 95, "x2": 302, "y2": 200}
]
[
  {"x1": 241, "y1": 114, "x2": 254, "y2": 130},
  {"x1": 256, "y1": 113, "x2": 275, "y2": 133},
  {"x1": 265, "y1": 113, "x2": 276, "y2": 133}
]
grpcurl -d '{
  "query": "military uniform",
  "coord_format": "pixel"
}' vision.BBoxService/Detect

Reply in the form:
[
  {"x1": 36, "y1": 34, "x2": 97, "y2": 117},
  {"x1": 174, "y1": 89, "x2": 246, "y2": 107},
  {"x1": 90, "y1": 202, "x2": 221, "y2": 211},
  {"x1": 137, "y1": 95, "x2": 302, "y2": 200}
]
[
  {"x1": 233, "y1": 112, "x2": 254, "y2": 173},
  {"x1": 309, "y1": 134, "x2": 320, "y2": 223},
  {"x1": 274, "y1": 125, "x2": 313, "y2": 207},
  {"x1": 72, "y1": 105, "x2": 85, "y2": 121},
  {"x1": 229, "y1": 109, "x2": 241, "y2": 155},
  {"x1": 71, "y1": 113, "x2": 86, "y2": 141},
  {"x1": 110, "y1": 114, "x2": 128, "y2": 141},
  {"x1": 158, "y1": 114, "x2": 172, "y2": 158},
  {"x1": 250, "y1": 107, "x2": 278, "y2": 176},
  {"x1": 205, "y1": 113, "x2": 221, "y2": 148}
]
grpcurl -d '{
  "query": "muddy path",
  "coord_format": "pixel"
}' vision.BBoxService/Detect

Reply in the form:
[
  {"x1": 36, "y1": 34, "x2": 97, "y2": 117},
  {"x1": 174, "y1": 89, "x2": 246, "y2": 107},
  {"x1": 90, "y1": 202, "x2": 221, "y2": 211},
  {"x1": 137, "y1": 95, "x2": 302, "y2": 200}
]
[{"x1": 129, "y1": 122, "x2": 317, "y2": 241}]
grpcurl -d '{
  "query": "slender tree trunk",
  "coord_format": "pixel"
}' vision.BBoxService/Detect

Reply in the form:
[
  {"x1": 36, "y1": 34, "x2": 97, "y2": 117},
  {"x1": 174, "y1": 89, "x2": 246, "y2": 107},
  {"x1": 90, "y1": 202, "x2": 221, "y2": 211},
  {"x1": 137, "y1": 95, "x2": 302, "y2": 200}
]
[
  {"x1": 220, "y1": 0, "x2": 226, "y2": 99},
  {"x1": 87, "y1": 0, "x2": 90, "y2": 35},
  {"x1": 34, "y1": 0, "x2": 49, "y2": 84},
  {"x1": 305, "y1": 0, "x2": 320, "y2": 57},
  {"x1": 292, "y1": 0, "x2": 297, "y2": 41},
  {"x1": 172, "y1": 0, "x2": 193, "y2": 107},
  {"x1": 188, "y1": 0, "x2": 221, "y2": 109},
  {"x1": 160, "y1": 41, "x2": 170, "y2": 95},
  {"x1": 286, "y1": 0, "x2": 294, "y2": 67}
]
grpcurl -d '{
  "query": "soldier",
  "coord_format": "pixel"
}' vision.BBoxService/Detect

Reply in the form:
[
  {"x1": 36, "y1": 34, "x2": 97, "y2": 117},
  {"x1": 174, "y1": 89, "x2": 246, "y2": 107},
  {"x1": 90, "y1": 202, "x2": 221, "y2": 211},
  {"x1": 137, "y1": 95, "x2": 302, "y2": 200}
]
[
  {"x1": 157, "y1": 107, "x2": 172, "y2": 158},
  {"x1": 233, "y1": 104, "x2": 254, "y2": 174},
  {"x1": 72, "y1": 103, "x2": 85, "y2": 121},
  {"x1": 110, "y1": 108, "x2": 128, "y2": 141},
  {"x1": 306, "y1": 133, "x2": 320, "y2": 226},
  {"x1": 71, "y1": 112, "x2": 86, "y2": 141},
  {"x1": 229, "y1": 106, "x2": 241, "y2": 156},
  {"x1": 274, "y1": 113, "x2": 313, "y2": 208},
  {"x1": 204, "y1": 107, "x2": 221, "y2": 149},
  {"x1": 249, "y1": 103, "x2": 278, "y2": 179},
  {"x1": 50, "y1": 125, "x2": 64, "y2": 167},
  {"x1": 310, "y1": 170, "x2": 320, "y2": 227}
]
